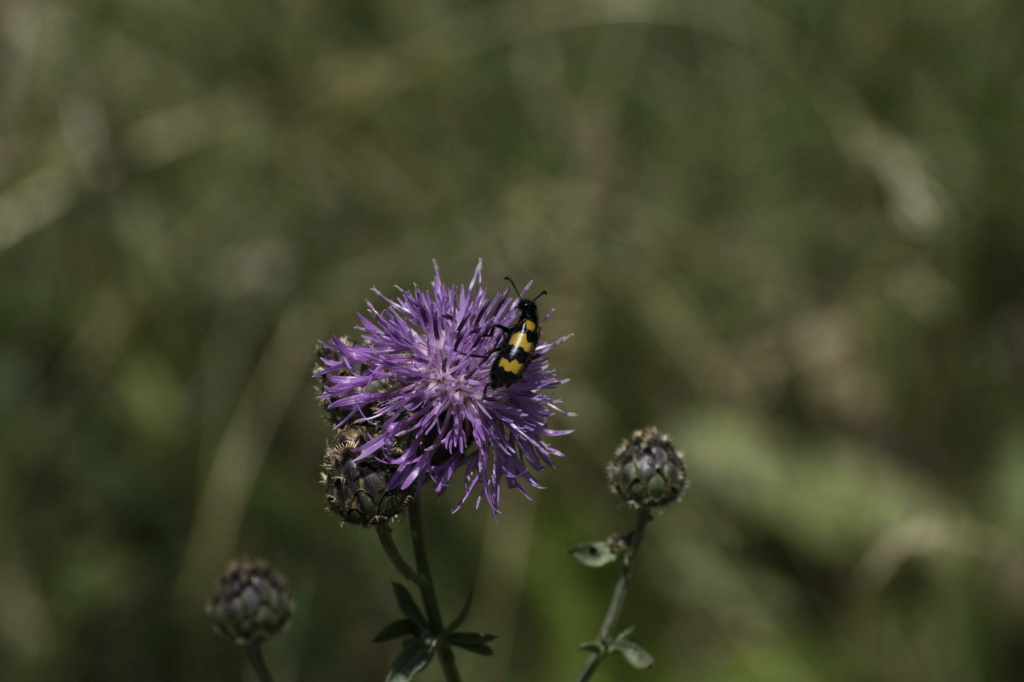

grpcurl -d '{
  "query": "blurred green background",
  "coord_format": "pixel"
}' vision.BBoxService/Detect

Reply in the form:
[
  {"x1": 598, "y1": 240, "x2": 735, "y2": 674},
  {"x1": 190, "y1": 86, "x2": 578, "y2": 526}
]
[{"x1": 3, "y1": 0, "x2": 1024, "y2": 680}]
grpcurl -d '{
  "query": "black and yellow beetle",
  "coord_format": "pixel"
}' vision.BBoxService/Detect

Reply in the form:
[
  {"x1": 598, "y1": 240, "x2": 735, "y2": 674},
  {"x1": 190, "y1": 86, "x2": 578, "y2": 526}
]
[{"x1": 487, "y1": 277, "x2": 547, "y2": 391}]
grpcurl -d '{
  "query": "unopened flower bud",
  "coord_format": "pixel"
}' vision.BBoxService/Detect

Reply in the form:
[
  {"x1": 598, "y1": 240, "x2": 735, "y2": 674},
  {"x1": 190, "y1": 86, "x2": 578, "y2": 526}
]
[
  {"x1": 322, "y1": 426, "x2": 413, "y2": 527},
  {"x1": 206, "y1": 556, "x2": 294, "y2": 645},
  {"x1": 607, "y1": 426, "x2": 687, "y2": 510}
]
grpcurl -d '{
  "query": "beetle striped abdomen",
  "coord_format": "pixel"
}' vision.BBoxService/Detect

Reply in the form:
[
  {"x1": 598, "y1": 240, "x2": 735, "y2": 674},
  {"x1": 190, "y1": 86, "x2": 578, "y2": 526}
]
[{"x1": 490, "y1": 318, "x2": 539, "y2": 388}]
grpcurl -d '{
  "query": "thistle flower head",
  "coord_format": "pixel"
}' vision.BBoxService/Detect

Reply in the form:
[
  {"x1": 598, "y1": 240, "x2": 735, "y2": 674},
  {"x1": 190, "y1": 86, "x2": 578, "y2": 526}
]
[{"x1": 316, "y1": 261, "x2": 572, "y2": 514}]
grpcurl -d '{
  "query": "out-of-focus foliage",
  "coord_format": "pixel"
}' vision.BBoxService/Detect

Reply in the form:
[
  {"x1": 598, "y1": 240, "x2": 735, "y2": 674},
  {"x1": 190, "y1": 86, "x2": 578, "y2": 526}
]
[{"x1": 2, "y1": 0, "x2": 1023, "y2": 680}]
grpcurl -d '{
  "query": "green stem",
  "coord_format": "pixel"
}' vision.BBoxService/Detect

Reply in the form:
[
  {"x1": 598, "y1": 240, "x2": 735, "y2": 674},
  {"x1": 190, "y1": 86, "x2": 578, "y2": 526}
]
[
  {"x1": 244, "y1": 643, "x2": 274, "y2": 682},
  {"x1": 408, "y1": 499, "x2": 462, "y2": 682},
  {"x1": 376, "y1": 524, "x2": 424, "y2": 586},
  {"x1": 574, "y1": 508, "x2": 652, "y2": 682}
]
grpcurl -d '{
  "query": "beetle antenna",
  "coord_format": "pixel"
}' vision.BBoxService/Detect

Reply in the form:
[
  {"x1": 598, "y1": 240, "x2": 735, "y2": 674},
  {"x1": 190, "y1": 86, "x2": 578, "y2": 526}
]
[
  {"x1": 505, "y1": 277, "x2": 546, "y2": 302},
  {"x1": 504, "y1": 276, "x2": 522, "y2": 299}
]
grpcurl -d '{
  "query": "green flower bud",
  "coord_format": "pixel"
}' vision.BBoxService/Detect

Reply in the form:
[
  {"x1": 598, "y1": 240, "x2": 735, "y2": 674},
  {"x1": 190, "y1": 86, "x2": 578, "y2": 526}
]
[
  {"x1": 607, "y1": 426, "x2": 687, "y2": 510},
  {"x1": 322, "y1": 426, "x2": 413, "y2": 528},
  {"x1": 206, "y1": 556, "x2": 294, "y2": 645}
]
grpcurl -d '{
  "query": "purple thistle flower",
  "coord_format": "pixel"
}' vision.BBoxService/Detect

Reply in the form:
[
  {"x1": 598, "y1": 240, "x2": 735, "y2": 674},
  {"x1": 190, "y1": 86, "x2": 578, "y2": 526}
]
[{"x1": 316, "y1": 260, "x2": 573, "y2": 514}]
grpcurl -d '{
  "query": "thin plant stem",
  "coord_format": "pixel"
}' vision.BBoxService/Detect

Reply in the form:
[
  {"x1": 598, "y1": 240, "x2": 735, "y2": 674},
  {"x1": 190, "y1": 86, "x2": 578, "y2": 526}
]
[
  {"x1": 408, "y1": 499, "x2": 462, "y2": 682},
  {"x1": 244, "y1": 642, "x2": 275, "y2": 682},
  {"x1": 574, "y1": 508, "x2": 653, "y2": 682},
  {"x1": 377, "y1": 524, "x2": 424, "y2": 586}
]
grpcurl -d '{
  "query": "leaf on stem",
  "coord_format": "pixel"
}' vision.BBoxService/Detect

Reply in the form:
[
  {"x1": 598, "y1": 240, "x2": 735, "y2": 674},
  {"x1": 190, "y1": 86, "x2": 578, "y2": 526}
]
[
  {"x1": 385, "y1": 637, "x2": 437, "y2": 682},
  {"x1": 610, "y1": 639, "x2": 654, "y2": 669},
  {"x1": 613, "y1": 625, "x2": 635, "y2": 642},
  {"x1": 446, "y1": 591, "x2": 474, "y2": 632},
  {"x1": 391, "y1": 583, "x2": 429, "y2": 632},
  {"x1": 446, "y1": 632, "x2": 497, "y2": 656},
  {"x1": 373, "y1": 618, "x2": 420, "y2": 643},
  {"x1": 568, "y1": 540, "x2": 620, "y2": 568}
]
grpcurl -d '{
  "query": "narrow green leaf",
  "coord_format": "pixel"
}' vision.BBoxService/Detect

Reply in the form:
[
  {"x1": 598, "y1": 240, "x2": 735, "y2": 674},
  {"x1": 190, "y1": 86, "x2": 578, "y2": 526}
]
[
  {"x1": 568, "y1": 540, "x2": 619, "y2": 568},
  {"x1": 446, "y1": 591, "x2": 474, "y2": 632},
  {"x1": 452, "y1": 642, "x2": 493, "y2": 656},
  {"x1": 391, "y1": 583, "x2": 429, "y2": 631},
  {"x1": 447, "y1": 632, "x2": 497, "y2": 645},
  {"x1": 447, "y1": 632, "x2": 497, "y2": 656},
  {"x1": 578, "y1": 641, "x2": 604, "y2": 654},
  {"x1": 613, "y1": 625, "x2": 636, "y2": 643},
  {"x1": 385, "y1": 637, "x2": 436, "y2": 682},
  {"x1": 611, "y1": 640, "x2": 654, "y2": 669},
  {"x1": 373, "y1": 618, "x2": 420, "y2": 643}
]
